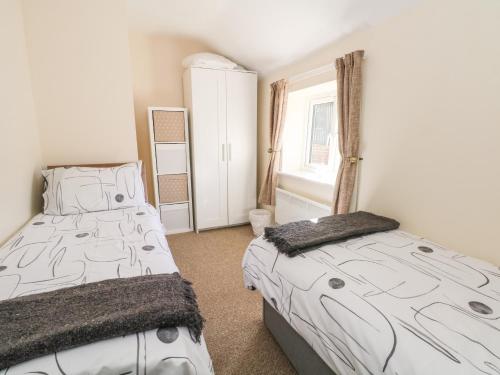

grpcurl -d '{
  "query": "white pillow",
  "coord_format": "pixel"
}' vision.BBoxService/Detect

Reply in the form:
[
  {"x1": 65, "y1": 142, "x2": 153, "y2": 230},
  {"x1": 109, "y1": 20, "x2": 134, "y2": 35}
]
[
  {"x1": 42, "y1": 162, "x2": 146, "y2": 216},
  {"x1": 182, "y1": 53, "x2": 238, "y2": 70}
]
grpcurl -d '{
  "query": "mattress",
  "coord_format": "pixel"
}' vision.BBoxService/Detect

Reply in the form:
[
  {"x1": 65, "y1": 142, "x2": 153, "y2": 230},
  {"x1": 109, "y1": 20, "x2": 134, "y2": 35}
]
[
  {"x1": 242, "y1": 230, "x2": 500, "y2": 375},
  {"x1": 0, "y1": 204, "x2": 213, "y2": 375}
]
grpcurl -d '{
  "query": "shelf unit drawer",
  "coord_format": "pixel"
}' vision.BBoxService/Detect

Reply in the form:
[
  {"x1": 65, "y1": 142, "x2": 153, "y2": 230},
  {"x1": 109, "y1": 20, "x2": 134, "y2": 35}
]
[
  {"x1": 152, "y1": 110, "x2": 186, "y2": 142},
  {"x1": 156, "y1": 143, "x2": 187, "y2": 174},
  {"x1": 160, "y1": 203, "x2": 190, "y2": 234},
  {"x1": 158, "y1": 174, "x2": 188, "y2": 203}
]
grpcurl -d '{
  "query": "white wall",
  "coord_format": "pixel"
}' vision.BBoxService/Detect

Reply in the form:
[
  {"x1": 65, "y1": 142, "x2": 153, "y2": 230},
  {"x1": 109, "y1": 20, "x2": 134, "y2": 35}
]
[
  {"x1": 0, "y1": 0, "x2": 139, "y2": 245},
  {"x1": 22, "y1": 0, "x2": 138, "y2": 165},
  {"x1": 0, "y1": 0, "x2": 43, "y2": 244},
  {"x1": 259, "y1": 0, "x2": 500, "y2": 265}
]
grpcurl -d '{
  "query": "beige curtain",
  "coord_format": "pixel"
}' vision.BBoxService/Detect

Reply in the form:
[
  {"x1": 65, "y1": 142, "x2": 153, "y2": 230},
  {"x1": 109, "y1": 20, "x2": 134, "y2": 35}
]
[
  {"x1": 333, "y1": 50, "x2": 364, "y2": 214},
  {"x1": 258, "y1": 79, "x2": 288, "y2": 206}
]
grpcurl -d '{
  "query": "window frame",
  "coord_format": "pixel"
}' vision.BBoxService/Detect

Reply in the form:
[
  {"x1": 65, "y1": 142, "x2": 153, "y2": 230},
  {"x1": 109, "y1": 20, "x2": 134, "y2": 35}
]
[{"x1": 303, "y1": 94, "x2": 337, "y2": 175}]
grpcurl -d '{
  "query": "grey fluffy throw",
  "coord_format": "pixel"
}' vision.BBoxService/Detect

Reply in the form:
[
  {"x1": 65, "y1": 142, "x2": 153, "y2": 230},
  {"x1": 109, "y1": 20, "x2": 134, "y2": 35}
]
[
  {"x1": 0, "y1": 273, "x2": 204, "y2": 369},
  {"x1": 265, "y1": 211, "x2": 400, "y2": 257}
]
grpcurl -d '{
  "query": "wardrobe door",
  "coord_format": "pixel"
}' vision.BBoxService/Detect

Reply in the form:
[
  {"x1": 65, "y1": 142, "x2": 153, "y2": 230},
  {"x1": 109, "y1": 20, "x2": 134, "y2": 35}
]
[
  {"x1": 226, "y1": 71, "x2": 257, "y2": 225},
  {"x1": 190, "y1": 68, "x2": 228, "y2": 230}
]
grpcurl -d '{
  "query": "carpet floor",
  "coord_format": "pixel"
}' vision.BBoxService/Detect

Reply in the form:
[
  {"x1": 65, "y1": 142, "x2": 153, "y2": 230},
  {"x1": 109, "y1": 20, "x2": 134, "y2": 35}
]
[{"x1": 168, "y1": 225, "x2": 296, "y2": 375}]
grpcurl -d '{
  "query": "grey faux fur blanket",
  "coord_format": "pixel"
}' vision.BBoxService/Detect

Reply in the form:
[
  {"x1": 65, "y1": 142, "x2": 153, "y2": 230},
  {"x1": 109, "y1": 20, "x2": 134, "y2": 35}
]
[
  {"x1": 0, "y1": 273, "x2": 203, "y2": 370},
  {"x1": 265, "y1": 211, "x2": 400, "y2": 257}
]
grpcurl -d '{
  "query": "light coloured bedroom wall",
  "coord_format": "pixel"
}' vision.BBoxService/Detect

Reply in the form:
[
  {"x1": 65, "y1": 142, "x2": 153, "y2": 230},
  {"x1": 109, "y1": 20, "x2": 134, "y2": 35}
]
[
  {"x1": 0, "y1": 0, "x2": 43, "y2": 244},
  {"x1": 128, "y1": 33, "x2": 213, "y2": 203},
  {"x1": 21, "y1": 0, "x2": 138, "y2": 166},
  {"x1": 259, "y1": 0, "x2": 500, "y2": 265}
]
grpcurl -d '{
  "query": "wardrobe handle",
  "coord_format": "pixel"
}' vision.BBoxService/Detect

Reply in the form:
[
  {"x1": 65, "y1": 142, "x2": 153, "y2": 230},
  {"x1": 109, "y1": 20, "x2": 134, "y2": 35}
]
[
  {"x1": 222, "y1": 144, "x2": 225, "y2": 162},
  {"x1": 228, "y1": 143, "x2": 232, "y2": 161}
]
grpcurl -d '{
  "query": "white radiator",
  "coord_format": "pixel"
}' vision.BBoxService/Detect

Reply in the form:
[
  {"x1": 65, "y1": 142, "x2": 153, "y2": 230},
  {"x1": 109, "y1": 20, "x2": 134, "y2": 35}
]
[{"x1": 275, "y1": 188, "x2": 331, "y2": 225}]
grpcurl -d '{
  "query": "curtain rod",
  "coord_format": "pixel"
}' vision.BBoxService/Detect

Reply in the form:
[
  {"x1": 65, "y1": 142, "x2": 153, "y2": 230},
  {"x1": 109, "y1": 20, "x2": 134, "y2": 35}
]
[{"x1": 288, "y1": 55, "x2": 366, "y2": 84}]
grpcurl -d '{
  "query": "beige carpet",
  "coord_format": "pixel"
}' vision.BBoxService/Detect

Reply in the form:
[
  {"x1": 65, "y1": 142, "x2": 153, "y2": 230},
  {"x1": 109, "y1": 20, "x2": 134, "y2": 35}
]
[{"x1": 168, "y1": 225, "x2": 296, "y2": 375}]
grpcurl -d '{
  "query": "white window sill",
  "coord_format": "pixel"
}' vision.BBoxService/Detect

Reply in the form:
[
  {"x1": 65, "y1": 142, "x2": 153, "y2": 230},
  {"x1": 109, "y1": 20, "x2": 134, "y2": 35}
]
[{"x1": 278, "y1": 170, "x2": 335, "y2": 188}]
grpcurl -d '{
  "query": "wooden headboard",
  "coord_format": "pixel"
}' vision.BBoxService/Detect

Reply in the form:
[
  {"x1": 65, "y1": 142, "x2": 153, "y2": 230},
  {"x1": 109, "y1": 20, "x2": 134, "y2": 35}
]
[{"x1": 46, "y1": 162, "x2": 149, "y2": 203}]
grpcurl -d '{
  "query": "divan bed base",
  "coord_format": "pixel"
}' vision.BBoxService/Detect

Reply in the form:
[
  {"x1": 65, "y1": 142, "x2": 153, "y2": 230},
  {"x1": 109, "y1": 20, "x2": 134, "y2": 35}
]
[{"x1": 263, "y1": 298, "x2": 336, "y2": 375}]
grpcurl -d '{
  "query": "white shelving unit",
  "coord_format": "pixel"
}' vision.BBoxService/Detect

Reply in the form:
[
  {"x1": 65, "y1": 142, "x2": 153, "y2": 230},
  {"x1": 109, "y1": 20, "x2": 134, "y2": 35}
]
[{"x1": 148, "y1": 107, "x2": 193, "y2": 235}]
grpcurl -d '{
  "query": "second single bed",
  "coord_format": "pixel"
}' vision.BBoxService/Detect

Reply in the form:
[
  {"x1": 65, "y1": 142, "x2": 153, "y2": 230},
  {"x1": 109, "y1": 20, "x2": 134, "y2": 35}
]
[{"x1": 243, "y1": 221, "x2": 500, "y2": 375}]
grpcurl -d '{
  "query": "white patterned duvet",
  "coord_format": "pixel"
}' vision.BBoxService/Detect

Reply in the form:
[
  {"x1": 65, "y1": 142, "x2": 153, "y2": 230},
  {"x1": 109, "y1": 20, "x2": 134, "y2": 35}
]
[
  {"x1": 242, "y1": 230, "x2": 500, "y2": 375},
  {"x1": 0, "y1": 204, "x2": 213, "y2": 375}
]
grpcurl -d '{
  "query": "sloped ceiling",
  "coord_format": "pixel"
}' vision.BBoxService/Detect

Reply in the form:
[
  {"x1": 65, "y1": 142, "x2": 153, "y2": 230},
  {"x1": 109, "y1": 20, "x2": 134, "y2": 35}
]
[{"x1": 127, "y1": 0, "x2": 419, "y2": 74}]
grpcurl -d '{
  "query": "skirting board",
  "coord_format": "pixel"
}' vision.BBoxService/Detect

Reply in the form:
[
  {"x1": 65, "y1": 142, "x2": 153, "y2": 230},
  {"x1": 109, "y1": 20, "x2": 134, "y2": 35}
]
[{"x1": 263, "y1": 298, "x2": 336, "y2": 375}]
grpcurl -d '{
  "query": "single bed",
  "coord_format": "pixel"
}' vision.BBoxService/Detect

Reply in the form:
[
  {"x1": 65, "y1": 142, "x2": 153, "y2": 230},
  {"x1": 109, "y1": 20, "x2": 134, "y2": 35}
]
[
  {"x1": 242, "y1": 229, "x2": 500, "y2": 375},
  {"x1": 0, "y1": 163, "x2": 213, "y2": 375}
]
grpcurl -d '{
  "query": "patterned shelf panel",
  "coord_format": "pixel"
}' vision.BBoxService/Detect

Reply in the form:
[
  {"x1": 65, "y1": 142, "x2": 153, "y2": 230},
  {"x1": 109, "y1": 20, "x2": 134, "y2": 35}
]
[
  {"x1": 152, "y1": 110, "x2": 186, "y2": 142},
  {"x1": 158, "y1": 174, "x2": 188, "y2": 204}
]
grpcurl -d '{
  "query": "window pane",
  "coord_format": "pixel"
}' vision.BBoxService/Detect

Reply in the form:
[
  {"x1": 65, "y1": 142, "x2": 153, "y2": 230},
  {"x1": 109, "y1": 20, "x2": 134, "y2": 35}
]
[{"x1": 308, "y1": 101, "x2": 333, "y2": 165}]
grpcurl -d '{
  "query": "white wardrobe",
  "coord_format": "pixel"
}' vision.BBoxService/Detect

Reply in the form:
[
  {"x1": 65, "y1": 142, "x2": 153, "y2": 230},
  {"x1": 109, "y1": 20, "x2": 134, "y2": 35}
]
[{"x1": 183, "y1": 67, "x2": 257, "y2": 231}]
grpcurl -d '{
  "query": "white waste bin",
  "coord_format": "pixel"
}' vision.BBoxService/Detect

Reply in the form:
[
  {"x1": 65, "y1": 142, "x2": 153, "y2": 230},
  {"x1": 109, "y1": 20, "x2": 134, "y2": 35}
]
[{"x1": 249, "y1": 209, "x2": 272, "y2": 236}]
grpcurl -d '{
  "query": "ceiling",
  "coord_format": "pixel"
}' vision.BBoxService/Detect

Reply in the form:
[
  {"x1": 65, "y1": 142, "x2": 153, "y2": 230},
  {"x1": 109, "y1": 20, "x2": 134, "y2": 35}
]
[{"x1": 127, "y1": 0, "x2": 419, "y2": 74}]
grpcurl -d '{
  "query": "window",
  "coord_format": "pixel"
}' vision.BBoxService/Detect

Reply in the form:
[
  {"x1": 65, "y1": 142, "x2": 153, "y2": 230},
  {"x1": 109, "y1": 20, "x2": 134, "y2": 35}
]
[
  {"x1": 280, "y1": 81, "x2": 338, "y2": 184},
  {"x1": 305, "y1": 98, "x2": 336, "y2": 170}
]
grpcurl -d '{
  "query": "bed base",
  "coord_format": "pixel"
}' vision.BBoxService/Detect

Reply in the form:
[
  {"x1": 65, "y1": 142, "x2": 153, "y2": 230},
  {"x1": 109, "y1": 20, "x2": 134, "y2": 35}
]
[{"x1": 263, "y1": 298, "x2": 336, "y2": 375}]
